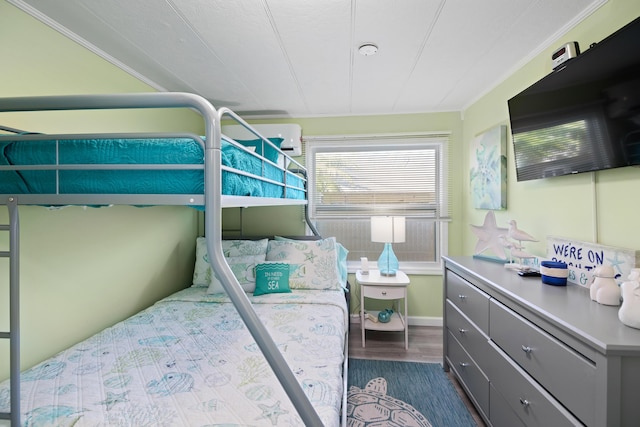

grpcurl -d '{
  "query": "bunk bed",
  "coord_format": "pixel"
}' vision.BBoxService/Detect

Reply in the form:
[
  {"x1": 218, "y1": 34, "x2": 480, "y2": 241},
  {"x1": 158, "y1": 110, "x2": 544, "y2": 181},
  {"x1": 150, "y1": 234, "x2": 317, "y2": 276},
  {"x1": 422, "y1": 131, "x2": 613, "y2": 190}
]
[{"x1": 0, "y1": 92, "x2": 349, "y2": 426}]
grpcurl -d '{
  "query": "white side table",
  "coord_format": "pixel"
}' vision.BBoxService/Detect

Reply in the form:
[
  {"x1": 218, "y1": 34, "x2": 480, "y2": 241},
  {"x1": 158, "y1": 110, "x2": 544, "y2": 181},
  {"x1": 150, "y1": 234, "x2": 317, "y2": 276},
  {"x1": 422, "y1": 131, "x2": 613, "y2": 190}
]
[{"x1": 356, "y1": 269, "x2": 410, "y2": 349}]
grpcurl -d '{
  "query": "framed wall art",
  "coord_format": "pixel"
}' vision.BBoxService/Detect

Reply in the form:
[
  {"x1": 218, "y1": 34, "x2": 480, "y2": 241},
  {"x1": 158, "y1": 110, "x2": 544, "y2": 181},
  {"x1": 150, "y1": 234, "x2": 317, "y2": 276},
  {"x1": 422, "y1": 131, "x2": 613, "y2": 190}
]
[{"x1": 470, "y1": 124, "x2": 507, "y2": 210}]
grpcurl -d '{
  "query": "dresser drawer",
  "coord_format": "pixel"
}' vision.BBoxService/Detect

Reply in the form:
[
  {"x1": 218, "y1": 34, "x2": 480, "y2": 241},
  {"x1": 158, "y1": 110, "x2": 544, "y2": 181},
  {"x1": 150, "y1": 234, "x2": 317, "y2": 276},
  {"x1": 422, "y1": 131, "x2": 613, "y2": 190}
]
[
  {"x1": 486, "y1": 340, "x2": 583, "y2": 427},
  {"x1": 446, "y1": 300, "x2": 489, "y2": 370},
  {"x1": 489, "y1": 299, "x2": 595, "y2": 425},
  {"x1": 362, "y1": 285, "x2": 405, "y2": 300},
  {"x1": 490, "y1": 383, "x2": 526, "y2": 427},
  {"x1": 447, "y1": 330, "x2": 489, "y2": 416},
  {"x1": 446, "y1": 271, "x2": 490, "y2": 333}
]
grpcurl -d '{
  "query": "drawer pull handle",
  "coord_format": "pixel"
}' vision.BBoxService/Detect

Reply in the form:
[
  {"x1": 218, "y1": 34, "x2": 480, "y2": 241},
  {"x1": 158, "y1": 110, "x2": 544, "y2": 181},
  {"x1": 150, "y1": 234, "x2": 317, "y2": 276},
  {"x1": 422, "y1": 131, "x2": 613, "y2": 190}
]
[
  {"x1": 459, "y1": 362, "x2": 470, "y2": 368},
  {"x1": 381, "y1": 291, "x2": 387, "y2": 295},
  {"x1": 521, "y1": 345, "x2": 532, "y2": 353},
  {"x1": 519, "y1": 398, "x2": 530, "y2": 407},
  {"x1": 458, "y1": 294, "x2": 467, "y2": 300},
  {"x1": 458, "y1": 328, "x2": 467, "y2": 334}
]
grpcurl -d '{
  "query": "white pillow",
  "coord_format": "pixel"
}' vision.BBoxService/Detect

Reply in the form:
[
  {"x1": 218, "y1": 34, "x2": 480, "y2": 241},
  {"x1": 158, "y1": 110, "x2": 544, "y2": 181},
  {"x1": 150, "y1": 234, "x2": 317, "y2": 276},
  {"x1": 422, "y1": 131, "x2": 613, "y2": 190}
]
[
  {"x1": 266, "y1": 237, "x2": 342, "y2": 290},
  {"x1": 206, "y1": 254, "x2": 266, "y2": 294},
  {"x1": 192, "y1": 237, "x2": 268, "y2": 287}
]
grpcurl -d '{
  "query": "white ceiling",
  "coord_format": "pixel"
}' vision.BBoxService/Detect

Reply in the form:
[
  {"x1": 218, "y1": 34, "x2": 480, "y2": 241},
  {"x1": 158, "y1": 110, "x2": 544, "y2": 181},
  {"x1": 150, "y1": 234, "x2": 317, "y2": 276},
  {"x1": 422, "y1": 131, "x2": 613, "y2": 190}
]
[{"x1": 11, "y1": 0, "x2": 606, "y2": 118}]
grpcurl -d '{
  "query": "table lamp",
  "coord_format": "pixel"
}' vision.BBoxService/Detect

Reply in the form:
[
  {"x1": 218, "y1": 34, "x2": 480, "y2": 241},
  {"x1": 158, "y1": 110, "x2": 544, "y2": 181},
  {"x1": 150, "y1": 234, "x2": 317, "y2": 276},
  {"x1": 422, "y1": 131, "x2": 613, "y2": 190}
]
[{"x1": 371, "y1": 216, "x2": 405, "y2": 276}]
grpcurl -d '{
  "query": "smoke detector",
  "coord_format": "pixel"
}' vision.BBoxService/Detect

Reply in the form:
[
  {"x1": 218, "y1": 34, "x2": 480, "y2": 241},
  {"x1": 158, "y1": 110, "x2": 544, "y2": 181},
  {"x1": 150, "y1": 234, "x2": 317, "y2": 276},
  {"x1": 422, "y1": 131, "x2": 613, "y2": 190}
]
[{"x1": 358, "y1": 43, "x2": 378, "y2": 56}]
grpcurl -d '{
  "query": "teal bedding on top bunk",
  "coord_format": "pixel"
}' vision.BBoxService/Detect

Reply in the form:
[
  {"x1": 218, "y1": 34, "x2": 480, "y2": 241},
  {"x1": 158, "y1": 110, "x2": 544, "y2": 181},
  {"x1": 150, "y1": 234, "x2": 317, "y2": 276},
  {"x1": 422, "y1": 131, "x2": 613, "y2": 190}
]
[{"x1": 0, "y1": 137, "x2": 305, "y2": 200}]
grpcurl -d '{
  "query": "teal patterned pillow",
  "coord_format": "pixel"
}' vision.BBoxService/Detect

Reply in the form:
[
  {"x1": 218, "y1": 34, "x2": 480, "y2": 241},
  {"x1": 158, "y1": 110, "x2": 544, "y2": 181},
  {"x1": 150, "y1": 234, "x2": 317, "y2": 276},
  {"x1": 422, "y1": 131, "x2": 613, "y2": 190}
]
[
  {"x1": 266, "y1": 237, "x2": 341, "y2": 290},
  {"x1": 274, "y1": 236, "x2": 348, "y2": 287},
  {"x1": 206, "y1": 254, "x2": 266, "y2": 294},
  {"x1": 193, "y1": 238, "x2": 268, "y2": 287}
]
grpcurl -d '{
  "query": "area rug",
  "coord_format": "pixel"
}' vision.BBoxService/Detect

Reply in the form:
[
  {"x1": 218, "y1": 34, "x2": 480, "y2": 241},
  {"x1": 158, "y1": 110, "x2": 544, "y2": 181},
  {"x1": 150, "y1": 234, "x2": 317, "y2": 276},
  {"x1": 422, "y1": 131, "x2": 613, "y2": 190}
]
[{"x1": 347, "y1": 358, "x2": 477, "y2": 427}]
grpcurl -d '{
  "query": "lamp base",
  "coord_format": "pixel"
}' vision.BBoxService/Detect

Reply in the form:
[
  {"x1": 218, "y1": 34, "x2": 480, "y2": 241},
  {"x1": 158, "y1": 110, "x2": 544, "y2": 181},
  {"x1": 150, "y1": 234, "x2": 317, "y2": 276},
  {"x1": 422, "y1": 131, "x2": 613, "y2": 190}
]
[
  {"x1": 377, "y1": 242, "x2": 399, "y2": 276},
  {"x1": 380, "y1": 271, "x2": 397, "y2": 277}
]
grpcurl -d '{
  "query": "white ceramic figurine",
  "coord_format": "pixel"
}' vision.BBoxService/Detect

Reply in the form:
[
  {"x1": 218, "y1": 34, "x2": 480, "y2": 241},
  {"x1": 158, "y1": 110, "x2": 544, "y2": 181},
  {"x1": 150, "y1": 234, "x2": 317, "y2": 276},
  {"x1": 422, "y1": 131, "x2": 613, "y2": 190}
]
[
  {"x1": 619, "y1": 268, "x2": 640, "y2": 329},
  {"x1": 589, "y1": 265, "x2": 621, "y2": 306}
]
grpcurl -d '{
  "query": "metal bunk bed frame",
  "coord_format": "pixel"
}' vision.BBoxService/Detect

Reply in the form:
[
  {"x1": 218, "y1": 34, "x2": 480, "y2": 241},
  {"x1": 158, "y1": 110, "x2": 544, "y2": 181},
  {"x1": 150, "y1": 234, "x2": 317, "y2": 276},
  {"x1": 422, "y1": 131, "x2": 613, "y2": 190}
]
[{"x1": 0, "y1": 92, "x2": 332, "y2": 426}]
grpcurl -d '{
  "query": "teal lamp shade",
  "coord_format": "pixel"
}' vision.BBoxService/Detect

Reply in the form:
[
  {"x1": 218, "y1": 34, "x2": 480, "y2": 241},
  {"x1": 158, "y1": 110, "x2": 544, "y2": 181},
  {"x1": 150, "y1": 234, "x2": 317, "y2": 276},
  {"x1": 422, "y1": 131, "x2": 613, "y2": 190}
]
[{"x1": 371, "y1": 216, "x2": 405, "y2": 276}]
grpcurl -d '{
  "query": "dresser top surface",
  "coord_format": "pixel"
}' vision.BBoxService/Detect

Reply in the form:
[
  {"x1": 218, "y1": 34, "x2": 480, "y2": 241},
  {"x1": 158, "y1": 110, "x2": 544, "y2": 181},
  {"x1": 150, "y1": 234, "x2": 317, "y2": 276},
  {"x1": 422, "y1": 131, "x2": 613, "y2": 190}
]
[{"x1": 444, "y1": 256, "x2": 640, "y2": 354}]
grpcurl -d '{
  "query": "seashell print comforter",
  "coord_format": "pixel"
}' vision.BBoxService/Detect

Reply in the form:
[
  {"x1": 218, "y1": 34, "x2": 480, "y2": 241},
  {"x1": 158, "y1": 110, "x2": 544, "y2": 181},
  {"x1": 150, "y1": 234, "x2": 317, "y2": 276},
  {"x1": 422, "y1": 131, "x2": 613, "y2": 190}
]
[{"x1": 0, "y1": 287, "x2": 348, "y2": 426}]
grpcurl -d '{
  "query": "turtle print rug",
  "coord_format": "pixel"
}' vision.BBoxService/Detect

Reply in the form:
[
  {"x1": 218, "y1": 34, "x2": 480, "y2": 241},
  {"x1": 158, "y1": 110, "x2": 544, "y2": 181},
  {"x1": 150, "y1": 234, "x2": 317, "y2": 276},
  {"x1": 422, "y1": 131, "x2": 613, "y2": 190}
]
[{"x1": 347, "y1": 359, "x2": 477, "y2": 427}]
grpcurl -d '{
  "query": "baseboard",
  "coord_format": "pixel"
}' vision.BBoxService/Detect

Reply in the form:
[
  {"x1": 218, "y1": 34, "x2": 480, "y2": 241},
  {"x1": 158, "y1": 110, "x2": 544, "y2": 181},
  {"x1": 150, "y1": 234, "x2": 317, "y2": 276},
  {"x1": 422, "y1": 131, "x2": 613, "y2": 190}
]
[{"x1": 349, "y1": 313, "x2": 442, "y2": 327}]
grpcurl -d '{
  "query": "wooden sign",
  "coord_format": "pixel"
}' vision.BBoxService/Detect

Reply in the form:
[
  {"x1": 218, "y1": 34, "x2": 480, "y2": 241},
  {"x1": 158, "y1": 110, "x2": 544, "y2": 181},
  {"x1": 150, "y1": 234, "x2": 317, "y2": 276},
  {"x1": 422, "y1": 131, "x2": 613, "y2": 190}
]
[{"x1": 546, "y1": 236, "x2": 640, "y2": 287}]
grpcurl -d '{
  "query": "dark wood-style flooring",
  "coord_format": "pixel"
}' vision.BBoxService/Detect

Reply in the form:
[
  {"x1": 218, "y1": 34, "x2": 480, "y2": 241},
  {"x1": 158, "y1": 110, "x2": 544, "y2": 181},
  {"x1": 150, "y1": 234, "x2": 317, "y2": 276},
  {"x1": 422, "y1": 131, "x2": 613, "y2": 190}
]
[{"x1": 348, "y1": 324, "x2": 486, "y2": 426}]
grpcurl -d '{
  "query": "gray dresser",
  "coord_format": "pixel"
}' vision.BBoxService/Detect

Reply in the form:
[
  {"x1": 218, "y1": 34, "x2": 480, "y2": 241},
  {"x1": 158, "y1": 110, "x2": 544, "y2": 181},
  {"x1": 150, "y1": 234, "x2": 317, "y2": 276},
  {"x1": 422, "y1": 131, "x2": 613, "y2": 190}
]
[{"x1": 443, "y1": 256, "x2": 640, "y2": 427}]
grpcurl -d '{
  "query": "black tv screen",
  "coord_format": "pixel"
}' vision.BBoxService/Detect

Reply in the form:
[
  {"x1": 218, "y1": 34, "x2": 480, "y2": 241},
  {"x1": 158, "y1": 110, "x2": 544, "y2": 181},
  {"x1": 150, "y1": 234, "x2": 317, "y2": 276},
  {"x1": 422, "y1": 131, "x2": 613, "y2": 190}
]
[{"x1": 508, "y1": 16, "x2": 640, "y2": 181}]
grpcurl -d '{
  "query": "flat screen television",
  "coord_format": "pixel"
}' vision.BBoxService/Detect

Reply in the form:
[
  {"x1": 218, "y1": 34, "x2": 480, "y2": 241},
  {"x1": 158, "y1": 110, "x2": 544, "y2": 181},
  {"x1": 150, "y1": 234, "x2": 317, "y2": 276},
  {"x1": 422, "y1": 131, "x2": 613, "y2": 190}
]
[{"x1": 508, "y1": 16, "x2": 640, "y2": 181}]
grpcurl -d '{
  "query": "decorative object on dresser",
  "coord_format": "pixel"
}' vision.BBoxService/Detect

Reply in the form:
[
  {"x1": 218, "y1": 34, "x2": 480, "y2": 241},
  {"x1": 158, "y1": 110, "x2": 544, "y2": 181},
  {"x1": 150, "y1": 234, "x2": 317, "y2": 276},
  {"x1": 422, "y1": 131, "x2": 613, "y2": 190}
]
[
  {"x1": 443, "y1": 256, "x2": 640, "y2": 427},
  {"x1": 539, "y1": 260, "x2": 568, "y2": 286},
  {"x1": 470, "y1": 211, "x2": 537, "y2": 270},
  {"x1": 357, "y1": 269, "x2": 410, "y2": 349},
  {"x1": 546, "y1": 236, "x2": 639, "y2": 287},
  {"x1": 371, "y1": 216, "x2": 405, "y2": 276},
  {"x1": 619, "y1": 268, "x2": 640, "y2": 329},
  {"x1": 470, "y1": 210, "x2": 509, "y2": 262},
  {"x1": 589, "y1": 265, "x2": 621, "y2": 306},
  {"x1": 502, "y1": 219, "x2": 537, "y2": 269}
]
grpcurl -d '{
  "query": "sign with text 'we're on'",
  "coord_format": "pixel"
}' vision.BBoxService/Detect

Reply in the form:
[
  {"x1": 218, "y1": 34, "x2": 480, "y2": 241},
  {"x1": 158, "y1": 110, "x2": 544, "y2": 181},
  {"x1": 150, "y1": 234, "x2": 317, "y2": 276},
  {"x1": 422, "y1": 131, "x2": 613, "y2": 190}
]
[{"x1": 546, "y1": 236, "x2": 640, "y2": 287}]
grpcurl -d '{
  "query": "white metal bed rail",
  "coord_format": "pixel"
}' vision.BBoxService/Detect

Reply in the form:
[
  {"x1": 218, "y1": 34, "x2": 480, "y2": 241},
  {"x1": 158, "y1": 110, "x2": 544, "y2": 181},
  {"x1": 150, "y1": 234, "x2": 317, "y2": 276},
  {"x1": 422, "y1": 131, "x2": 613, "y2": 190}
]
[{"x1": 0, "y1": 198, "x2": 19, "y2": 425}]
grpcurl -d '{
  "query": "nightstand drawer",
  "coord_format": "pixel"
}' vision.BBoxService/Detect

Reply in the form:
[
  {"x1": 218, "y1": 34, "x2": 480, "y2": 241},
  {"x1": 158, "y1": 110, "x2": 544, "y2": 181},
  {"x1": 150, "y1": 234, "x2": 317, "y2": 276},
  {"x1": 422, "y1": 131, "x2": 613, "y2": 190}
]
[
  {"x1": 486, "y1": 340, "x2": 582, "y2": 427},
  {"x1": 446, "y1": 271, "x2": 490, "y2": 333},
  {"x1": 447, "y1": 330, "x2": 489, "y2": 416},
  {"x1": 362, "y1": 285, "x2": 405, "y2": 300},
  {"x1": 489, "y1": 299, "x2": 595, "y2": 426}
]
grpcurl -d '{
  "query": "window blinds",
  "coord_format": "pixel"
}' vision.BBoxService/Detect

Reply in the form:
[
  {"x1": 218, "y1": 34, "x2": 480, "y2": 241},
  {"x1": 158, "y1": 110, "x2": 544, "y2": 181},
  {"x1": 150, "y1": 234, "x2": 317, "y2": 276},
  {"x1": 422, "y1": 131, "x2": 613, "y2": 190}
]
[{"x1": 308, "y1": 135, "x2": 450, "y2": 220}]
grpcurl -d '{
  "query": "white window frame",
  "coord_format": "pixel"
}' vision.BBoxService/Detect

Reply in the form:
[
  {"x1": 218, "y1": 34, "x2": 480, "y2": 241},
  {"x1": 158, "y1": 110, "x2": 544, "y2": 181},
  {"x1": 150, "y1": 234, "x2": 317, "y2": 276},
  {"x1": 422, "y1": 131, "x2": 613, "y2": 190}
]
[{"x1": 305, "y1": 132, "x2": 450, "y2": 275}]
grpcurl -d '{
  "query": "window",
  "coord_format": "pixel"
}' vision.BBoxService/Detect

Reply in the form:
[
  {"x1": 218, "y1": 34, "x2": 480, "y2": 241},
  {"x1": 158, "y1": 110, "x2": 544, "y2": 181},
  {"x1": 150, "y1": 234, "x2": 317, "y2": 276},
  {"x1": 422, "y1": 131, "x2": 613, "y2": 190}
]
[{"x1": 306, "y1": 133, "x2": 450, "y2": 274}]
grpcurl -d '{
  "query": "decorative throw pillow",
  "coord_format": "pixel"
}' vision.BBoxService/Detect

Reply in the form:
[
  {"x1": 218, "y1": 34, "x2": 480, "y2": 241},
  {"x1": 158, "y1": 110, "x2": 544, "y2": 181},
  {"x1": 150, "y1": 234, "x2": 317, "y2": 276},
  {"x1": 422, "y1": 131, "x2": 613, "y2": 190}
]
[
  {"x1": 266, "y1": 237, "x2": 342, "y2": 290},
  {"x1": 235, "y1": 138, "x2": 284, "y2": 163},
  {"x1": 254, "y1": 262, "x2": 291, "y2": 296},
  {"x1": 193, "y1": 238, "x2": 268, "y2": 287},
  {"x1": 274, "y1": 236, "x2": 349, "y2": 287},
  {"x1": 206, "y1": 254, "x2": 266, "y2": 294}
]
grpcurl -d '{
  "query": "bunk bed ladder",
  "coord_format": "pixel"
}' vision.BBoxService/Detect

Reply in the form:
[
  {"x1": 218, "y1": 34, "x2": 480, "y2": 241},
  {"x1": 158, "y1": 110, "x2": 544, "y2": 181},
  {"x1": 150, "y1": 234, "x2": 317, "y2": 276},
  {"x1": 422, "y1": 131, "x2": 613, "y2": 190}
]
[{"x1": 0, "y1": 197, "x2": 20, "y2": 426}]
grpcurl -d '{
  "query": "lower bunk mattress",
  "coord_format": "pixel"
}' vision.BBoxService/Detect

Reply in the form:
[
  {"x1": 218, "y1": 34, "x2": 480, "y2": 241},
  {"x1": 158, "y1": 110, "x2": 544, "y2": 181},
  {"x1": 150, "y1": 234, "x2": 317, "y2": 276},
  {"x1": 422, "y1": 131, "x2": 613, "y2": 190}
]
[
  {"x1": 0, "y1": 287, "x2": 348, "y2": 426},
  {"x1": 0, "y1": 137, "x2": 305, "y2": 200}
]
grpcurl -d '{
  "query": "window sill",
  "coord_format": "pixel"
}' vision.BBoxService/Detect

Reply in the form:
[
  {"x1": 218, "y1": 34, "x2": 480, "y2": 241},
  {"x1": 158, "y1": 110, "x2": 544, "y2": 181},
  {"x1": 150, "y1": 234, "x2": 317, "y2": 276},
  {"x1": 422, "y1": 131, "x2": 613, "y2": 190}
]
[{"x1": 347, "y1": 261, "x2": 444, "y2": 276}]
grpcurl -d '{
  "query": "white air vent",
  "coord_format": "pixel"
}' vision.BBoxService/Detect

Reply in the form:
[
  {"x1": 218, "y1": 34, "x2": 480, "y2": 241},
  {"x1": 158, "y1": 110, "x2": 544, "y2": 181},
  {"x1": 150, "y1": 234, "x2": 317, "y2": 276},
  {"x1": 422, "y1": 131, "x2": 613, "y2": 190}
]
[{"x1": 222, "y1": 124, "x2": 302, "y2": 156}]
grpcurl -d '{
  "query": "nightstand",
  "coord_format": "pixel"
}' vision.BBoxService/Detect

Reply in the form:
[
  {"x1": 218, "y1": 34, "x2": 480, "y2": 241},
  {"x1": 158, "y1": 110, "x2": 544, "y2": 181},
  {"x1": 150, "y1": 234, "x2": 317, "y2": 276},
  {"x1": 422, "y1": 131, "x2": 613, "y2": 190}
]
[{"x1": 356, "y1": 269, "x2": 410, "y2": 349}]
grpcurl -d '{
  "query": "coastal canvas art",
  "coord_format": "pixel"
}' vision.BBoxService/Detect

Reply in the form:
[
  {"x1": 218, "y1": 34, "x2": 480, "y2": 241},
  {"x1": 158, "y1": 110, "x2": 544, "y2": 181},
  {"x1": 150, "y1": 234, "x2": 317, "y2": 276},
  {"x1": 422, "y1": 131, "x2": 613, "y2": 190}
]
[{"x1": 470, "y1": 125, "x2": 507, "y2": 209}]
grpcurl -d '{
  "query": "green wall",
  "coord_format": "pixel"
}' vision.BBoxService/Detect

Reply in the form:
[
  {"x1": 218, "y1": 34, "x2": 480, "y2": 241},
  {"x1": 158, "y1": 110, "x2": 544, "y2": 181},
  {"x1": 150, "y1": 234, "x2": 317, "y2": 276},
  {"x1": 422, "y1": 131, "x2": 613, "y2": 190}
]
[
  {"x1": 462, "y1": 0, "x2": 640, "y2": 260},
  {"x1": 0, "y1": 2, "x2": 202, "y2": 379}
]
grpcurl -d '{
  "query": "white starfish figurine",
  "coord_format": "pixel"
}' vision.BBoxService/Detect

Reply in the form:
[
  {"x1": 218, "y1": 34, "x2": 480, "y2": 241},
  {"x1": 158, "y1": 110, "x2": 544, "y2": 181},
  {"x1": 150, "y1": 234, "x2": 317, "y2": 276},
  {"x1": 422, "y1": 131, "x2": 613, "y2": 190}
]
[{"x1": 470, "y1": 211, "x2": 508, "y2": 260}]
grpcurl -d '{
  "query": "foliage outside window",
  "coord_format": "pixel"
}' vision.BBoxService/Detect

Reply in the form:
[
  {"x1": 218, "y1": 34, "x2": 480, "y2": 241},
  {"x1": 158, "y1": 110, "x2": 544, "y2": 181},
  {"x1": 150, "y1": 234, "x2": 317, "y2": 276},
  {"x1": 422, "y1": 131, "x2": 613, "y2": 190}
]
[{"x1": 306, "y1": 133, "x2": 450, "y2": 274}]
